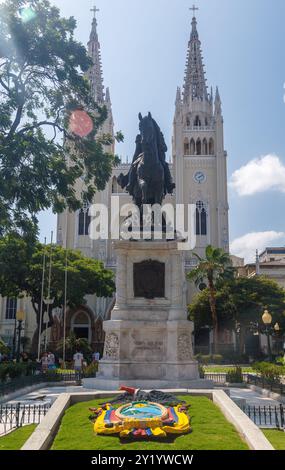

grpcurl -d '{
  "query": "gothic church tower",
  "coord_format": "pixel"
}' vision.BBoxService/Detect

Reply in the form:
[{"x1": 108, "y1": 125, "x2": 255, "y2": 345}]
[{"x1": 172, "y1": 12, "x2": 229, "y2": 258}]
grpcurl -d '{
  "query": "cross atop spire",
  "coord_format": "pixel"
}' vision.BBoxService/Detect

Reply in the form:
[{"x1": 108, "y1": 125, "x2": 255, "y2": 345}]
[
  {"x1": 90, "y1": 5, "x2": 100, "y2": 20},
  {"x1": 87, "y1": 6, "x2": 105, "y2": 103},
  {"x1": 189, "y1": 4, "x2": 199, "y2": 18}
]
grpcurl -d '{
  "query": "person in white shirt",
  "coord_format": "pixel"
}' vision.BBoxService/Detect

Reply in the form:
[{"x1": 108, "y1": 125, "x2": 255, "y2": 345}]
[
  {"x1": 73, "y1": 350, "x2": 84, "y2": 371},
  {"x1": 47, "y1": 352, "x2": 55, "y2": 369}
]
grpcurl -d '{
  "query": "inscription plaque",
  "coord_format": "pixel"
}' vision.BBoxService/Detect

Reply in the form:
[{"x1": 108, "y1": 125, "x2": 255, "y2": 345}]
[{"x1": 133, "y1": 259, "x2": 165, "y2": 299}]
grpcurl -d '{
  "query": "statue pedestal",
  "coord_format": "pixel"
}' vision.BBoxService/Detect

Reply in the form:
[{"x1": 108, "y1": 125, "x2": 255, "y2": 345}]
[{"x1": 83, "y1": 240, "x2": 212, "y2": 390}]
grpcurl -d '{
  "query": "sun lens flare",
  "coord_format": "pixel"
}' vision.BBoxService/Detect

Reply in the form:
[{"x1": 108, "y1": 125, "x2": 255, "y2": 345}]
[
  {"x1": 69, "y1": 110, "x2": 93, "y2": 138},
  {"x1": 18, "y1": 4, "x2": 37, "y2": 23}
]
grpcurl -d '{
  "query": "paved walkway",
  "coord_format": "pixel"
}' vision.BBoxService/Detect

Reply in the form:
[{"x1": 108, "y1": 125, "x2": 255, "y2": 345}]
[{"x1": 230, "y1": 388, "x2": 281, "y2": 407}]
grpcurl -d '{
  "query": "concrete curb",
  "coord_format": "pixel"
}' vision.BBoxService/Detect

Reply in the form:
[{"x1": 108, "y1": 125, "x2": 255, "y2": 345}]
[
  {"x1": 21, "y1": 393, "x2": 71, "y2": 451},
  {"x1": 21, "y1": 389, "x2": 274, "y2": 451},
  {"x1": 213, "y1": 390, "x2": 274, "y2": 451}
]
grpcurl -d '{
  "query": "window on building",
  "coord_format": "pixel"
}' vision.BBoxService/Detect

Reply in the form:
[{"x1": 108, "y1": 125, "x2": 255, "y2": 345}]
[
  {"x1": 194, "y1": 116, "x2": 201, "y2": 127},
  {"x1": 209, "y1": 138, "x2": 215, "y2": 155},
  {"x1": 184, "y1": 138, "x2": 190, "y2": 156},
  {"x1": 196, "y1": 201, "x2": 207, "y2": 236},
  {"x1": 190, "y1": 138, "x2": 195, "y2": 155},
  {"x1": 5, "y1": 298, "x2": 17, "y2": 320},
  {"x1": 196, "y1": 139, "x2": 202, "y2": 155},
  {"x1": 78, "y1": 203, "x2": 91, "y2": 236},
  {"x1": 203, "y1": 138, "x2": 208, "y2": 155}
]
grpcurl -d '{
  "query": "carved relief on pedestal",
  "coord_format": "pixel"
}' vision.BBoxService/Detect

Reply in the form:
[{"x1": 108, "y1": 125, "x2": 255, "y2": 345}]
[
  {"x1": 104, "y1": 333, "x2": 119, "y2": 360},
  {"x1": 178, "y1": 333, "x2": 192, "y2": 361}
]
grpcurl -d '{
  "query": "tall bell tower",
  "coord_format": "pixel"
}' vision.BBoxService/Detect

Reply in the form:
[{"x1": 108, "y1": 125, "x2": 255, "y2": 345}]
[{"x1": 172, "y1": 7, "x2": 229, "y2": 257}]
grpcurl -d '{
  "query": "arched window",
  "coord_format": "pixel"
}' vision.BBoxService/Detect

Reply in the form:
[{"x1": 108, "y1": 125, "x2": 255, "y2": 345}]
[
  {"x1": 194, "y1": 116, "x2": 201, "y2": 127},
  {"x1": 190, "y1": 138, "x2": 195, "y2": 156},
  {"x1": 186, "y1": 116, "x2": 191, "y2": 127},
  {"x1": 203, "y1": 138, "x2": 208, "y2": 155},
  {"x1": 209, "y1": 139, "x2": 213, "y2": 155},
  {"x1": 196, "y1": 138, "x2": 202, "y2": 155},
  {"x1": 78, "y1": 203, "x2": 91, "y2": 236},
  {"x1": 196, "y1": 201, "x2": 207, "y2": 236},
  {"x1": 205, "y1": 117, "x2": 209, "y2": 126},
  {"x1": 184, "y1": 138, "x2": 190, "y2": 156}
]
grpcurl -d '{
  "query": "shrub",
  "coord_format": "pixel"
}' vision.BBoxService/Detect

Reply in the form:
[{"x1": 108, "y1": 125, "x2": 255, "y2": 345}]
[
  {"x1": 197, "y1": 354, "x2": 223, "y2": 365},
  {"x1": 0, "y1": 339, "x2": 10, "y2": 355},
  {"x1": 252, "y1": 362, "x2": 285, "y2": 383},
  {"x1": 82, "y1": 362, "x2": 98, "y2": 378},
  {"x1": 226, "y1": 366, "x2": 243, "y2": 384},
  {"x1": 198, "y1": 364, "x2": 205, "y2": 378},
  {"x1": 212, "y1": 354, "x2": 223, "y2": 364}
]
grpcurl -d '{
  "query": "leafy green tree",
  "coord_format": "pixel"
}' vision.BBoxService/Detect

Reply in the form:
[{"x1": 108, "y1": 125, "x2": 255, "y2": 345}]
[
  {"x1": 0, "y1": 0, "x2": 122, "y2": 235},
  {"x1": 56, "y1": 332, "x2": 91, "y2": 361},
  {"x1": 189, "y1": 275, "x2": 285, "y2": 354},
  {"x1": 0, "y1": 235, "x2": 115, "y2": 351},
  {"x1": 187, "y1": 245, "x2": 231, "y2": 352}
]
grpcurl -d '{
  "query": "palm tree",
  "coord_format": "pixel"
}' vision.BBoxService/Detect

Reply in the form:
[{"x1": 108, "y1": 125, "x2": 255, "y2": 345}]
[{"x1": 188, "y1": 245, "x2": 231, "y2": 353}]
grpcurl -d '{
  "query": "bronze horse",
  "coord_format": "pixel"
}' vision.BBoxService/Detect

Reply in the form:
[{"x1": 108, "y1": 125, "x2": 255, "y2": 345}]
[{"x1": 118, "y1": 113, "x2": 174, "y2": 208}]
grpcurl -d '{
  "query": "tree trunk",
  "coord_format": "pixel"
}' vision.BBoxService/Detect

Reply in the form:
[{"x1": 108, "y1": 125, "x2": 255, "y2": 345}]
[
  {"x1": 208, "y1": 279, "x2": 218, "y2": 354},
  {"x1": 30, "y1": 299, "x2": 55, "y2": 355}
]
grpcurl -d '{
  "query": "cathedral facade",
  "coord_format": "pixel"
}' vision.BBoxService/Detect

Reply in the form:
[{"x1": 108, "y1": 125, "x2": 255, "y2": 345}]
[
  {"x1": 0, "y1": 10, "x2": 229, "y2": 355},
  {"x1": 55, "y1": 11, "x2": 229, "y2": 352}
]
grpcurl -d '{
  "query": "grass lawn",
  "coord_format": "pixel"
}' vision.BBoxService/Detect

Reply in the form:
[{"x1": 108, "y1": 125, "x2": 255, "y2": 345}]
[
  {"x1": 262, "y1": 429, "x2": 285, "y2": 450},
  {"x1": 52, "y1": 395, "x2": 249, "y2": 451},
  {"x1": 204, "y1": 366, "x2": 254, "y2": 373},
  {"x1": 0, "y1": 425, "x2": 36, "y2": 450}
]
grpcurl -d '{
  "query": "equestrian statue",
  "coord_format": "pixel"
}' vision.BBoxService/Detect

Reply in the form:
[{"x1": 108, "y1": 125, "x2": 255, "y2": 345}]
[{"x1": 117, "y1": 112, "x2": 175, "y2": 208}]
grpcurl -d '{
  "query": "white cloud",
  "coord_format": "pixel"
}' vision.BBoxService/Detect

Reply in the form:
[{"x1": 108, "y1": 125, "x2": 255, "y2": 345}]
[
  {"x1": 230, "y1": 231, "x2": 285, "y2": 263},
  {"x1": 230, "y1": 154, "x2": 285, "y2": 196}
]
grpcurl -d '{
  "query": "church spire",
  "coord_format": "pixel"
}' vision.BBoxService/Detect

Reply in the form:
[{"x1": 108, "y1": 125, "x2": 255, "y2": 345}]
[
  {"x1": 87, "y1": 6, "x2": 105, "y2": 104},
  {"x1": 183, "y1": 7, "x2": 208, "y2": 104}
]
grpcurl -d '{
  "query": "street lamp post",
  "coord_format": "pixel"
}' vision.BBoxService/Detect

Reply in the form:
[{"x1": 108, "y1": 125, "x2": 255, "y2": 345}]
[
  {"x1": 16, "y1": 310, "x2": 25, "y2": 363},
  {"x1": 261, "y1": 309, "x2": 278, "y2": 362}
]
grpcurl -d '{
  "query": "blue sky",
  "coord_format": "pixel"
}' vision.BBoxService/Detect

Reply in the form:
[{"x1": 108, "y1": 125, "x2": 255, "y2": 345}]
[{"x1": 37, "y1": 0, "x2": 285, "y2": 262}]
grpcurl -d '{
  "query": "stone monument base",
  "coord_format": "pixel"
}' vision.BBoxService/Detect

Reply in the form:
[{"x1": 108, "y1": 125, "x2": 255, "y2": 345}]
[
  {"x1": 86, "y1": 240, "x2": 213, "y2": 391},
  {"x1": 82, "y1": 377, "x2": 213, "y2": 391}
]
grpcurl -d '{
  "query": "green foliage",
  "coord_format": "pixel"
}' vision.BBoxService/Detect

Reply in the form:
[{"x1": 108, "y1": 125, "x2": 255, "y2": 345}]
[
  {"x1": 198, "y1": 364, "x2": 205, "y2": 378},
  {"x1": 0, "y1": 0, "x2": 122, "y2": 235},
  {"x1": 83, "y1": 361, "x2": 98, "y2": 378},
  {"x1": 0, "y1": 361, "x2": 37, "y2": 382},
  {"x1": 188, "y1": 245, "x2": 232, "y2": 288},
  {"x1": 0, "y1": 338, "x2": 10, "y2": 355},
  {"x1": 52, "y1": 396, "x2": 248, "y2": 450},
  {"x1": 226, "y1": 366, "x2": 243, "y2": 384},
  {"x1": 252, "y1": 362, "x2": 285, "y2": 383},
  {"x1": 56, "y1": 332, "x2": 92, "y2": 360},
  {"x1": 195, "y1": 354, "x2": 223, "y2": 365},
  {"x1": 189, "y1": 275, "x2": 285, "y2": 332},
  {"x1": 276, "y1": 355, "x2": 285, "y2": 366},
  {"x1": 0, "y1": 235, "x2": 115, "y2": 349}
]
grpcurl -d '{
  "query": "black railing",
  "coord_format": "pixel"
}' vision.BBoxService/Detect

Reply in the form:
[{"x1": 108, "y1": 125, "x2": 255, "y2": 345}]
[
  {"x1": 0, "y1": 372, "x2": 82, "y2": 397},
  {"x1": 241, "y1": 404, "x2": 285, "y2": 429},
  {"x1": 0, "y1": 402, "x2": 50, "y2": 436},
  {"x1": 247, "y1": 374, "x2": 285, "y2": 396}
]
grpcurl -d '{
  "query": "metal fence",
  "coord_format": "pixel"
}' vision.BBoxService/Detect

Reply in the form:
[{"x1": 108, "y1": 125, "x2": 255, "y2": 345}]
[
  {"x1": 0, "y1": 372, "x2": 82, "y2": 397},
  {"x1": 0, "y1": 402, "x2": 50, "y2": 436},
  {"x1": 247, "y1": 374, "x2": 285, "y2": 396},
  {"x1": 241, "y1": 404, "x2": 285, "y2": 429},
  {"x1": 204, "y1": 372, "x2": 249, "y2": 384}
]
